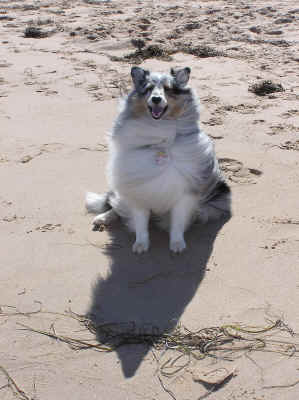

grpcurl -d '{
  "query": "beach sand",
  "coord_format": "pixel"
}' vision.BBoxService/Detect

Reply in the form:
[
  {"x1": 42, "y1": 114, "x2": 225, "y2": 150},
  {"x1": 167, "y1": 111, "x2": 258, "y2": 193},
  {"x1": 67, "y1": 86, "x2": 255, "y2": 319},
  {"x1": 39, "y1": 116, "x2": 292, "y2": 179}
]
[{"x1": 1, "y1": 1, "x2": 299, "y2": 399}]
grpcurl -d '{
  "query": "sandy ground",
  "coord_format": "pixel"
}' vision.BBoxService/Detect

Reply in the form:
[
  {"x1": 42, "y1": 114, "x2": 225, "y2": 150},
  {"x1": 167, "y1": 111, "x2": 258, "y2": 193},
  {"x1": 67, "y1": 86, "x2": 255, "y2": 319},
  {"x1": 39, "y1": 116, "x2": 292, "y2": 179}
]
[{"x1": 1, "y1": 0, "x2": 299, "y2": 399}]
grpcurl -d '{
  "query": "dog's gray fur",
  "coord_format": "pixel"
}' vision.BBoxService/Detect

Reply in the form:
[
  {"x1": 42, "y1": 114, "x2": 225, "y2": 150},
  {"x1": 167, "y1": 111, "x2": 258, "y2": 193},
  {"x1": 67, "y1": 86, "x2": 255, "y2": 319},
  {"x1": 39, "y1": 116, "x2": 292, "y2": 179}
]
[{"x1": 86, "y1": 67, "x2": 231, "y2": 253}]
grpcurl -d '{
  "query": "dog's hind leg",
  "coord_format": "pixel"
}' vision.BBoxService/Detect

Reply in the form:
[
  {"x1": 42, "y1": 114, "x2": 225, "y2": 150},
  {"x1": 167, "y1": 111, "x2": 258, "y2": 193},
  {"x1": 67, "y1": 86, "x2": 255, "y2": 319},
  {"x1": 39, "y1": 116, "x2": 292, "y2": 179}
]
[
  {"x1": 131, "y1": 208, "x2": 150, "y2": 254},
  {"x1": 169, "y1": 194, "x2": 198, "y2": 253},
  {"x1": 86, "y1": 192, "x2": 110, "y2": 214},
  {"x1": 92, "y1": 209, "x2": 118, "y2": 228},
  {"x1": 199, "y1": 181, "x2": 231, "y2": 223}
]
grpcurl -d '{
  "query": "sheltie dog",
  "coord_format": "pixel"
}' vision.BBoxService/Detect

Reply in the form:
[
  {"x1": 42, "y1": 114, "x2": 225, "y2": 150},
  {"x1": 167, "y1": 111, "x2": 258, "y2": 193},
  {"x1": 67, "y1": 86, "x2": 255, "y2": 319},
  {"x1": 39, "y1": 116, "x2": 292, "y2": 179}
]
[{"x1": 86, "y1": 66, "x2": 231, "y2": 253}]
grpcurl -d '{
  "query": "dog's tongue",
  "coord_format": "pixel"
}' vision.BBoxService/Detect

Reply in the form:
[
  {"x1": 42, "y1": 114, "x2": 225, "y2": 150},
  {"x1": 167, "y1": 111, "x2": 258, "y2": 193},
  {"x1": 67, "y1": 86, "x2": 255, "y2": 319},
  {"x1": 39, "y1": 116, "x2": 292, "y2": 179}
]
[{"x1": 151, "y1": 106, "x2": 164, "y2": 119}]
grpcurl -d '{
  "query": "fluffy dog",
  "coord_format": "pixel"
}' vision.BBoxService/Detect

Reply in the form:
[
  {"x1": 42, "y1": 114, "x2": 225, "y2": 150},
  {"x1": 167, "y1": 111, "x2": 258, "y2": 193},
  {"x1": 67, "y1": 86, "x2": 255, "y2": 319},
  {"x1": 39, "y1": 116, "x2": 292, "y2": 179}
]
[{"x1": 86, "y1": 66, "x2": 231, "y2": 253}]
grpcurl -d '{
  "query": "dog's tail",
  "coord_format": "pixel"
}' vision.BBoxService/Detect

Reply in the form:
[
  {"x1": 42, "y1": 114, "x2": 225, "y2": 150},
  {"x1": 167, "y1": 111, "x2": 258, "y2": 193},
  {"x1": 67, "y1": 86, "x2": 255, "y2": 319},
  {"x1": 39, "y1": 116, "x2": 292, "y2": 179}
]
[
  {"x1": 199, "y1": 181, "x2": 232, "y2": 223},
  {"x1": 85, "y1": 192, "x2": 111, "y2": 214}
]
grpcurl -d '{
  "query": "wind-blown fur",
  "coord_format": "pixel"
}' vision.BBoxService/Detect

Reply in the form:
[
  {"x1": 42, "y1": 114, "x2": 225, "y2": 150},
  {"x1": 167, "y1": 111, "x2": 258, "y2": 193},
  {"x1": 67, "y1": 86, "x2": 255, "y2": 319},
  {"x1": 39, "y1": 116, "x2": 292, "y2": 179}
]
[{"x1": 86, "y1": 67, "x2": 231, "y2": 253}]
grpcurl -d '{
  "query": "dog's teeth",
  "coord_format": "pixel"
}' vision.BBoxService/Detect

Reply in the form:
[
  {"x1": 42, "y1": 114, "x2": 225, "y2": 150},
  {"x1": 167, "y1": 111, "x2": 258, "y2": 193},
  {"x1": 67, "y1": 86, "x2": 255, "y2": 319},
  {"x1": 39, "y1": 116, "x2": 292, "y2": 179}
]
[
  {"x1": 151, "y1": 107, "x2": 164, "y2": 119},
  {"x1": 152, "y1": 111, "x2": 161, "y2": 118}
]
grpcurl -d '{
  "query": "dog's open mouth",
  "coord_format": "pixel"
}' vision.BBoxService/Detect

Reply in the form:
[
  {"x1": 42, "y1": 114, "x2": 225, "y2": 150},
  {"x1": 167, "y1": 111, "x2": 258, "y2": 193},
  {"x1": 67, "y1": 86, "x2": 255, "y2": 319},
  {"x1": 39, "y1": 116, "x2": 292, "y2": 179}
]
[{"x1": 148, "y1": 105, "x2": 168, "y2": 120}]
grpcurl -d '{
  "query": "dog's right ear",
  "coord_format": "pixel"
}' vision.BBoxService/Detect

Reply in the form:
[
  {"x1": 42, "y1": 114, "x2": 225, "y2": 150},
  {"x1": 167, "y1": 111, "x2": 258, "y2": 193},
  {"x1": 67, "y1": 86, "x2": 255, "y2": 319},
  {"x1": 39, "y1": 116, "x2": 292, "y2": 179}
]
[{"x1": 131, "y1": 67, "x2": 149, "y2": 93}]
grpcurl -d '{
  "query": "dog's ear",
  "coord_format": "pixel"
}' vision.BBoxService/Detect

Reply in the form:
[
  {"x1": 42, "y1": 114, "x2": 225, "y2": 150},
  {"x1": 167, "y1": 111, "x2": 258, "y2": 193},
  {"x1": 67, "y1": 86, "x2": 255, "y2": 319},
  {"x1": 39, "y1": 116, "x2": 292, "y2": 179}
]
[
  {"x1": 170, "y1": 67, "x2": 191, "y2": 87},
  {"x1": 131, "y1": 67, "x2": 149, "y2": 93}
]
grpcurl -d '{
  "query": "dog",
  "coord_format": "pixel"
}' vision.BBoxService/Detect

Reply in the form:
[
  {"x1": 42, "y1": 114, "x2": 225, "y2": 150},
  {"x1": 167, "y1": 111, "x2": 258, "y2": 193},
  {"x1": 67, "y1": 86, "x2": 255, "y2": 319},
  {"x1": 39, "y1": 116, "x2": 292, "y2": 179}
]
[{"x1": 86, "y1": 66, "x2": 231, "y2": 253}]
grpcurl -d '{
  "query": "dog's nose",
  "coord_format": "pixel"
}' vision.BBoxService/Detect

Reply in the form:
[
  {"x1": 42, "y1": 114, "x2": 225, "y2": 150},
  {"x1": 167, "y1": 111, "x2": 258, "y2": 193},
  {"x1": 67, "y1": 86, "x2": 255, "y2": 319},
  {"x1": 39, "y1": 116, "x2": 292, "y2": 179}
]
[{"x1": 151, "y1": 96, "x2": 162, "y2": 104}]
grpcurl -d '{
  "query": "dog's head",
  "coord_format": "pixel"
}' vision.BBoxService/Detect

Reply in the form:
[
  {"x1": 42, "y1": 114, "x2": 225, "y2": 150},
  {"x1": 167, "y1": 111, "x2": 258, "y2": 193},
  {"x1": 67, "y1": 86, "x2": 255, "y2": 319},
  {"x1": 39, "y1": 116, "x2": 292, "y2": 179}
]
[{"x1": 130, "y1": 67, "x2": 192, "y2": 120}]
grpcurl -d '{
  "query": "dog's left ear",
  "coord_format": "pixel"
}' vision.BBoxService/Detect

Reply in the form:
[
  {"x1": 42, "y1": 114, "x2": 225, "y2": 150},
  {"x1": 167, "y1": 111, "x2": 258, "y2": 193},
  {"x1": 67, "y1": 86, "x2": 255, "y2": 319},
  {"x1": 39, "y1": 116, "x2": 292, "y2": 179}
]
[
  {"x1": 131, "y1": 66, "x2": 149, "y2": 93},
  {"x1": 170, "y1": 67, "x2": 191, "y2": 87}
]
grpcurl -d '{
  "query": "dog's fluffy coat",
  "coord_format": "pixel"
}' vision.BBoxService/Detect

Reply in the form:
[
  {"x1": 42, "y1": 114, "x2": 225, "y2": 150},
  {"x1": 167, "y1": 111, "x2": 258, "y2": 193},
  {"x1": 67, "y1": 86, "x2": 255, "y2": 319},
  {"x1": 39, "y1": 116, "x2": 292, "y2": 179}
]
[{"x1": 86, "y1": 67, "x2": 231, "y2": 253}]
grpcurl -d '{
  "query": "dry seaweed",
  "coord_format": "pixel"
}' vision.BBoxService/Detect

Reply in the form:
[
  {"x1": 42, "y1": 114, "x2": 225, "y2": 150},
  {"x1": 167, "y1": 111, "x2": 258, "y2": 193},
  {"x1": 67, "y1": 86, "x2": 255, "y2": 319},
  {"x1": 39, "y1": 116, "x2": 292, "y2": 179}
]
[
  {"x1": 272, "y1": 218, "x2": 299, "y2": 225},
  {"x1": 249, "y1": 80, "x2": 284, "y2": 96},
  {"x1": 180, "y1": 44, "x2": 226, "y2": 58},
  {"x1": 110, "y1": 44, "x2": 173, "y2": 64},
  {"x1": 14, "y1": 309, "x2": 299, "y2": 363},
  {"x1": 0, "y1": 365, "x2": 31, "y2": 400},
  {"x1": 279, "y1": 140, "x2": 299, "y2": 151},
  {"x1": 24, "y1": 26, "x2": 50, "y2": 38},
  {"x1": 3, "y1": 305, "x2": 298, "y2": 385},
  {"x1": 17, "y1": 322, "x2": 113, "y2": 352},
  {"x1": 263, "y1": 379, "x2": 299, "y2": 389},
  {"x1": 110, "y1": 42, "x2": 226, "y2": 64},
  {"x1": 157, "y1": 375, "x2": 177, "y2": 400}
]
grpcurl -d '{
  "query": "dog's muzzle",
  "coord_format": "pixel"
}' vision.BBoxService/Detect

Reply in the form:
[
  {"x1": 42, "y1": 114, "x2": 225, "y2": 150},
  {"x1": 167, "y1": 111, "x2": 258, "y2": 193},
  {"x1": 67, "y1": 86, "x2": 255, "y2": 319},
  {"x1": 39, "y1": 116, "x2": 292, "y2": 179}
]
[{"x1": 148, "y1": 93, "x2": 168, "y2": 120}]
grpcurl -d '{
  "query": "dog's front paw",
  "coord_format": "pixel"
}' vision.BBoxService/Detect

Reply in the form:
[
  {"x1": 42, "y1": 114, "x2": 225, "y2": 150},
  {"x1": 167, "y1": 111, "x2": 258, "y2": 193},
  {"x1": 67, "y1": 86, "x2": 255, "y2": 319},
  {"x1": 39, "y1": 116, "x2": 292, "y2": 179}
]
[
  {"x1": 132, "y1": 239, "x2": 150, "y2": 254},
  {"x1": 92, "y1": 214, "x2": 108, "y2": 232},
  {"x1": 170, "y1": 239, "x2": 186, "y2": 253},
  {"x1": 92, "y1": 210, "x2": 117, "y2": 228},
  {"x1": 93, "y1": 215, "x2": 106, "y2": 225}
]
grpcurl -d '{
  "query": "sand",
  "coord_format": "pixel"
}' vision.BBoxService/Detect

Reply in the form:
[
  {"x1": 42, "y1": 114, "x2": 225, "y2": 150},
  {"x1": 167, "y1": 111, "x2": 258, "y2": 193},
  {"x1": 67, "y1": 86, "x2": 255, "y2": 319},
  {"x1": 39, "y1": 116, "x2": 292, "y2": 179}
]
[{"x1": 1, "y1": 0, "x2": 299, "y2": 399}]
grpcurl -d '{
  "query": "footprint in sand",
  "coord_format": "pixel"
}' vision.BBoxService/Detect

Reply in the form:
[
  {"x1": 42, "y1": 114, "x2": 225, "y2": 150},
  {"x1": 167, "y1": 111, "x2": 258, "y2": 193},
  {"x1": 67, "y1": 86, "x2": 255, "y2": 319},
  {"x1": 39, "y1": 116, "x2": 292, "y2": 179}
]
[
  {"x1": 219, "y1": 158, "x2": 262, "y2": 184},
  {"x1": 0, "y1": 155, "x2": 9, "y2": 163},
  {"x1": 79, "y1": 143, "x2": 108, "y2": 152},
  {"x1": 201, "y1": 95, "x2": 221, "y2": 105},
  {"x1": 2, "y1": 214, "x2": 25, "y2": 222},
  {"x1": 86, "y1": 69, "x2": 130, "y2": 101},
  {"x1": 18, "y1": 143, "x2": 65, "y2": 163},
  {"x1": 0, "y1": 60, "x2": 13, "y2": 68},
  {"x1": 35, "y1": 87, "x2": 58, "y2": 96},
  {"x1": 39, "y1": 143, "x2": 65, "y2": 152},
  {"x1": 216, "y1": 103, "x2": 259, "y2": 115},
  {"x1": 35, "y1": 224, "x2": 62, "y2": 232},
  {"x1": 280, "y1": 109, "x2": 299, "y2": 119},
  {"x1": 1, "y1": 199, "x2": 12, "y2": 207},
  {"x1": 268, "y1": 124, "x2": 299, "y2": 135},
  {"x1": 202, "y1": 117, "x2": 223, "y2": 126},
  {"x1": 279, "y1": 140, "x2": 299, "y2": 151}
]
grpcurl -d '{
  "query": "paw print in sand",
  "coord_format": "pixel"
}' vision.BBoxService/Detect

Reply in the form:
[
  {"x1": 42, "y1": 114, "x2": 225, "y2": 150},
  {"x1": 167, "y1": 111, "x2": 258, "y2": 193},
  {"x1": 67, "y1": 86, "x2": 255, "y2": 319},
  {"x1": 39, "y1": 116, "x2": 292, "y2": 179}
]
[{"x1": 219, "y1": 158, "x2": 262, "y2": 184}]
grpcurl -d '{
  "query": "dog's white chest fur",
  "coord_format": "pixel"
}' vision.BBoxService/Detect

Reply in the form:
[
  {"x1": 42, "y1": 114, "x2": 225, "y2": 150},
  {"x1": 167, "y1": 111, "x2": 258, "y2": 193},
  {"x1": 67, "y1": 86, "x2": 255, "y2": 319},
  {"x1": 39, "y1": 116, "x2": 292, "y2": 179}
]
[
  {"x1": 108, "y1": 119, "x2": 210, "y2": 216},
  {"x1": 118, "y1": 147, "x2": 188, "y2": 214}
]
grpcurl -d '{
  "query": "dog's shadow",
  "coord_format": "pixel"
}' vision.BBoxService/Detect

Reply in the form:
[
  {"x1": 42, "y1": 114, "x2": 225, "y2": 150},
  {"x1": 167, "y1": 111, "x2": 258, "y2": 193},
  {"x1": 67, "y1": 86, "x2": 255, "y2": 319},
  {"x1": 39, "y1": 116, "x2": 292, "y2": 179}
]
[{"x1": 88, "y1": 214, "x2": 230, "y2": 378}]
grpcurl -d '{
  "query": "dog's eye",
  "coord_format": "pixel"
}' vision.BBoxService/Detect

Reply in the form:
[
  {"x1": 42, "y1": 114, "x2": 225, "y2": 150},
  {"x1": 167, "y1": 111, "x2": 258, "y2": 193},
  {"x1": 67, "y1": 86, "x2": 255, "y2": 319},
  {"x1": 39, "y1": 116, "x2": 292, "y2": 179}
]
[
  {"x1": 144, "y1": 86, "x2": 153, "y2": 95},
  {"x1": 164, "y1": 86, "x2": 175, "y2": 96},
  {"x1": 172, "y1": 86, "x2": 191, "y2": 95}
]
